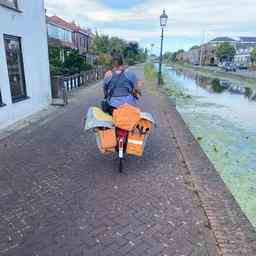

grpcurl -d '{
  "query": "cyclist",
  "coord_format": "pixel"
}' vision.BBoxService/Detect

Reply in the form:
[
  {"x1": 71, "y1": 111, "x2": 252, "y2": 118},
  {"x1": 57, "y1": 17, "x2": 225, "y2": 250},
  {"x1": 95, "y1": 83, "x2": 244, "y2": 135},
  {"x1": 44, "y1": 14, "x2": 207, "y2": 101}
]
[{"x1": 102, "y1": 53, "x2": 143, "y2": 115}]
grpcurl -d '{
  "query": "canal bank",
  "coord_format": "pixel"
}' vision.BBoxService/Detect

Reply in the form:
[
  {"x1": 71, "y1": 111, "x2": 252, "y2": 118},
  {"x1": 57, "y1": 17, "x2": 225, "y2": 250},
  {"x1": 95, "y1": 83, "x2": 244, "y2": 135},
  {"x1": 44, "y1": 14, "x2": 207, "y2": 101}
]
[
  {"x1": 170, "y1": 63, "x2": 256, "y2": 89},
  {"x1": 161, "y1": 65, "x2": 256, "y2": 227},
  {"x1": 145, "y1": 63, "x2": 256, "y2": 255}
]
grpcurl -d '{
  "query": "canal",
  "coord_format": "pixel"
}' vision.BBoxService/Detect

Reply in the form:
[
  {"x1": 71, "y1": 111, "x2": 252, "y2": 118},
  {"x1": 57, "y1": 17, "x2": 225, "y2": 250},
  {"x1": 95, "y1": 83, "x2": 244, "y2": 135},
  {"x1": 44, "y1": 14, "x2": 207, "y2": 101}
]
[{"x1": 163, "y1": 65, "x2": 256, "y2": 227}]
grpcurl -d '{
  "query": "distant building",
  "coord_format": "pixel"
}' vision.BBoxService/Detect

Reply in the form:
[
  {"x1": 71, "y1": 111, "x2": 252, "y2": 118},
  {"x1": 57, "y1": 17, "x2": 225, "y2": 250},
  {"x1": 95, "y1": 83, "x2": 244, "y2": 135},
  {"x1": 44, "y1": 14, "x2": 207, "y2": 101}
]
[
  {"x1": 176, "y1": 50, "x2": 187, "y2": 62},
  {"x1": 0, "y1": 0, "x2": 51, "y2": 129},
  {"x1": 200, "y1": 44, "x2": 218, "y2": 65},
  {"x1": 209, "y1": 37, "x2": 237, "y2": 47},
  {"x1": 46, "y1": 15, "x2": 95, "y2": 64},
  {"x1": 234, "y1": 37, "x2": 256, "y2": 65},
  {"x1": 200, "y1": 37, "x2": 239, "y2": 65},
  {"x1": 187, "y1": 47, "x2": 201, "y2": 65},
  {"x1": 182, "y1": 36, "x2": 256, "y2": 66}
]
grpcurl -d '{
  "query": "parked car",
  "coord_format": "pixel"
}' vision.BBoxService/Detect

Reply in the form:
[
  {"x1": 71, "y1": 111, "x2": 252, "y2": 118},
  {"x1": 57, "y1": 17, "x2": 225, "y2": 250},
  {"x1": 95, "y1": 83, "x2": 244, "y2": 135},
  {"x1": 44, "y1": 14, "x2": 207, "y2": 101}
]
[
  {"x1": 238, "y1": 64, "x2": 248, "y2": 70},
  {"x1": 223, "y1": 62, "x2": 237, "y2": 72}
]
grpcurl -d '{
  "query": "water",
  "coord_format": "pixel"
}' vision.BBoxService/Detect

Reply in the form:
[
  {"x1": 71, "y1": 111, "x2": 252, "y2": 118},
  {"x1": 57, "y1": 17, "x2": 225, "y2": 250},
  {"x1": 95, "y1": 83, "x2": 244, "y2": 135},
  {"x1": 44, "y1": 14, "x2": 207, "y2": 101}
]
[{"x1": 163, "y1": 66, "x2": 256, "y2": 227}]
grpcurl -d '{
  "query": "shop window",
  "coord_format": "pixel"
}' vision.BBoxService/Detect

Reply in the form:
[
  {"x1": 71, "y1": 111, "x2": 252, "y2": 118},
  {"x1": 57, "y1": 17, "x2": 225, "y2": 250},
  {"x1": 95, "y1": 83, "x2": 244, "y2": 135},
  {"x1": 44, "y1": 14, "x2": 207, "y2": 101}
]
[{"x1": 4, "y1": 35, "x2": 27, "y2": 102}]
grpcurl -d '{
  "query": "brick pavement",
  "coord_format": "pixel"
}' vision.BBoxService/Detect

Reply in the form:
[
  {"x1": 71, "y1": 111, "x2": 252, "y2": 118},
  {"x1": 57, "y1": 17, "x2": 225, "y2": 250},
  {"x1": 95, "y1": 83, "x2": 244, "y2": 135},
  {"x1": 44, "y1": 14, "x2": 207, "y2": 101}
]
[{"x1": 0, "y1": 66, "x2": 221, "y2": 255}]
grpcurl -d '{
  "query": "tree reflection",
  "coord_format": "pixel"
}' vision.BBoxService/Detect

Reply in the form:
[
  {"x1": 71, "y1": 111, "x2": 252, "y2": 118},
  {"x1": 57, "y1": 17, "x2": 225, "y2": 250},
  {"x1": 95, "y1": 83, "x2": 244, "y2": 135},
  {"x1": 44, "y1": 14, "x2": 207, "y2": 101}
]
[
  {"x1": 211, "y1": 79, "x2": 225, "y2": 93},
  {"x1": 245, "y1": 87, "x2": 253, "y2": 98}
]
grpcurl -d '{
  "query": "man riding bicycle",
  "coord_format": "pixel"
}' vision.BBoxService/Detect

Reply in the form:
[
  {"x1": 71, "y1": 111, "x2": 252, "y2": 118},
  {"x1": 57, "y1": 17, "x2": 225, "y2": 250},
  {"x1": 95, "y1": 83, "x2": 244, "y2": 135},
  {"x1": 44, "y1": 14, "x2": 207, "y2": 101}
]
[{"x1": 102, "y1": 53, "x2": 143, "y2": 115}]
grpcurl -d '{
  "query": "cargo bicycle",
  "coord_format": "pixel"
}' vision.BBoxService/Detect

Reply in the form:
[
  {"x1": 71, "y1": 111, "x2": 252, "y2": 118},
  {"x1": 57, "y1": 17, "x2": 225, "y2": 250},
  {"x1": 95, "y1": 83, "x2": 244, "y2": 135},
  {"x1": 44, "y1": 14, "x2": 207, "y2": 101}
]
[{"x1": 85, "y1": 104, "x2": 155, "y2": 173}]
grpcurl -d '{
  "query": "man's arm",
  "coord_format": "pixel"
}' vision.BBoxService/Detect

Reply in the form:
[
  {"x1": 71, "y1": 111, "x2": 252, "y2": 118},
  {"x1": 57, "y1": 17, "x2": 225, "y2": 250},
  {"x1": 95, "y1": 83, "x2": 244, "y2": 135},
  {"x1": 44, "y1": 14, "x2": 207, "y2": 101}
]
[
  {"x1": 103, "y1": 70, "x2": 112, "y2": 98},
  {"x1": 129, "y1": 71, "x2": 144, "y2": 97},
  {"x1": 125, "y1": 70, "x2": 144, "y2": 93}
]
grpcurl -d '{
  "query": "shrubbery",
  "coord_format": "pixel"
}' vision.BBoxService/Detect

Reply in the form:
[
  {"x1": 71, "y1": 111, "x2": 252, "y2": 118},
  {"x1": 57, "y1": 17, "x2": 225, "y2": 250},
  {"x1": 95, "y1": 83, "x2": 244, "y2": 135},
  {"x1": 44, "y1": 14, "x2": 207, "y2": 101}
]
[{"x1": 49, "y1": 47, "x2": 93, "y2": 76}]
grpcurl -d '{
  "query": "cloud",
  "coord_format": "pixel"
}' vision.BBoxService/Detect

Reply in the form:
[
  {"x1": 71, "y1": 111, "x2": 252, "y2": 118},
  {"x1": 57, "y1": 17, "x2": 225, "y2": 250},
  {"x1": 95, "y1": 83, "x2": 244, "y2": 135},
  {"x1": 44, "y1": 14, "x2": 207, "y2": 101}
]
[{"x1": 45, "y1": 0, "x2": 256, "y2": 44}]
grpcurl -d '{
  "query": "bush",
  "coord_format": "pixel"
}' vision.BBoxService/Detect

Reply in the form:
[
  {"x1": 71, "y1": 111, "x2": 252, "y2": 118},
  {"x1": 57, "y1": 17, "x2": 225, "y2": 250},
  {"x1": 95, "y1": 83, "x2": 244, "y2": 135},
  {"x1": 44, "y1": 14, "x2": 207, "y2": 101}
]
[
  {"x1": 49, "y1": 47, "x2": 94, "y2": 76},
  {"x1": 50, "y1": 64, "x2": 63, "y2": 76}
]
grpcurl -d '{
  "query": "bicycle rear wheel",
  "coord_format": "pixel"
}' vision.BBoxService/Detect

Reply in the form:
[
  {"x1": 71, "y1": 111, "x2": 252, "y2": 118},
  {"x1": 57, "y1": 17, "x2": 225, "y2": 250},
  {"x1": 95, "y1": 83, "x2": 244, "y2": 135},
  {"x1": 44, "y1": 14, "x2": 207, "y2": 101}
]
[{"x1": 119, "y1": 158, "x2": 123, "y2": 173}]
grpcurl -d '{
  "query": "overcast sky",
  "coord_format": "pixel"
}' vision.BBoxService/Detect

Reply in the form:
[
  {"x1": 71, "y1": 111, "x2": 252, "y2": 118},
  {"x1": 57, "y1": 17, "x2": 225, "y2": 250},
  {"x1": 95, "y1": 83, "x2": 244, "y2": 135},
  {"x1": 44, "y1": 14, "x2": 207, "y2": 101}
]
[{"x1": 45, "y1": 0, "x2": 256, "y2": 53}]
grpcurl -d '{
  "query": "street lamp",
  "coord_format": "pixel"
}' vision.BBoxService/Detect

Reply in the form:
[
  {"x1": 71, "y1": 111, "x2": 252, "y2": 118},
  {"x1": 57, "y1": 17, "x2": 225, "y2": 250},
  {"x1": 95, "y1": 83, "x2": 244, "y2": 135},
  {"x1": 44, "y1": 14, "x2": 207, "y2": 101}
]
[{"x1": 158, "y1": 9, "x2": 168, "y2": 85}]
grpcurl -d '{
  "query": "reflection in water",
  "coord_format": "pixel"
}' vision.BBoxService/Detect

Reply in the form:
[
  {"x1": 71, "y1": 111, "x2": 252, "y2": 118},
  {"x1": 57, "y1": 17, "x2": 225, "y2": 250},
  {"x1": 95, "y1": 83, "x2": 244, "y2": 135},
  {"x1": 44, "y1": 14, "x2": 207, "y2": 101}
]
[
  {"x1": 178, "y1": 69, "x2": 256, "y2": 100},
  {"x1": 212, "y1": 79, "x2": 226, "y2": 93},
  {"x1": 245, "y1": 87, "x2": 253, "y2": 98},
  {"x1": 164, "y1": 66, "x2": 256, "y2": 227}
]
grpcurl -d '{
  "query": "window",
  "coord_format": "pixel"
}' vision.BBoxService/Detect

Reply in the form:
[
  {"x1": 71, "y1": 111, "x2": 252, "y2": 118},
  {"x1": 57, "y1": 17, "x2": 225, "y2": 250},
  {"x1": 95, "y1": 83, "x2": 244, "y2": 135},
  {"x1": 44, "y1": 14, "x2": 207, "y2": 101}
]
[
  {"x1": 84, "y1": 38, "x2": 88, "y2": 50},
  {"x1": 48, "y1": 24, "x2": 72, "y2": 43},
  {"x1": 48, "y1": 24, "x2": 59, "y2": 39},
  {"x1": 64, "y1": 30, "x2": 72, "y2": 43},
  {"x1": 4, "y1": 35, "x2": 27, "y2": 102},
  {"x1": 0, "y1": 0, "x2": 17, "y2": 9}
]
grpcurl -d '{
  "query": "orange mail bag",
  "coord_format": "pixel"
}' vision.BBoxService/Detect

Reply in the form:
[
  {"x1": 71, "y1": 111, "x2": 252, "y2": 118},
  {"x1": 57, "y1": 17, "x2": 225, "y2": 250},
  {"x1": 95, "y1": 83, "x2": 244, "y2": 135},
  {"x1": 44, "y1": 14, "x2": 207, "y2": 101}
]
[
  {"x1": 113, "y1": 104, "x2": 140, "y2": 131},
  {"x1": 96, "y1": 128, "x2": 117, "y2": 154},
  {"x1": 127, "y1": 132, "x2": 148, "y2": 157}
]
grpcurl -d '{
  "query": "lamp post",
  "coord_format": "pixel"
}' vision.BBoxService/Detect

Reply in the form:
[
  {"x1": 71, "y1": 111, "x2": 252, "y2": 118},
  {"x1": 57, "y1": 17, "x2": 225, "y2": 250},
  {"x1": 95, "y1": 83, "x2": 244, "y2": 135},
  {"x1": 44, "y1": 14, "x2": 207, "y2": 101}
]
[{"x1": 158, "y1": 9, "x2": 168, "y2": 85}]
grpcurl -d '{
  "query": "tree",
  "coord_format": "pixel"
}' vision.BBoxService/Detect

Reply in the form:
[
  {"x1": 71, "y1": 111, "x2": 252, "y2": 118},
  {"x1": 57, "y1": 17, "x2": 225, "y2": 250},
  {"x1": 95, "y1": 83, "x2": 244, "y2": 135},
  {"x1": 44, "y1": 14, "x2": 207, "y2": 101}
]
[
  {"x1": 49, "y1": 47, "x2": 63, "y2": 75},
  {"x1": 216, "y1": 43, "x2": 236, "y2": 62},
  {"x1": 91, "y1": 32, "x2": 110, "y2": 54},
  {"x1": 251, "y1": 48, "x2": 256, "y2": 64},
  {"x1": 92, "y1": 33, "x2": 145, "y2": 65},
  {"x1": 97, "y1": 53, "x2": 112, "y2": 67},
  {"x1": 109, "y1": 37, "x2": 127, "y2": 54},
  {"x1": 163, "y1": 52, "x2": 173, "y2": 63}
]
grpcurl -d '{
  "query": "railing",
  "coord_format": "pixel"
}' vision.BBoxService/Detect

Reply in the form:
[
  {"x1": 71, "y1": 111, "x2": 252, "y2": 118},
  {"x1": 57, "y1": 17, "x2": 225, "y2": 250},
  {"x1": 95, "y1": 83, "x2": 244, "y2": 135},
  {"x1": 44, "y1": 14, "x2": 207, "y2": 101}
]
[{"x1": 51, "y1": 66, "x2": 105, "y2": 106}]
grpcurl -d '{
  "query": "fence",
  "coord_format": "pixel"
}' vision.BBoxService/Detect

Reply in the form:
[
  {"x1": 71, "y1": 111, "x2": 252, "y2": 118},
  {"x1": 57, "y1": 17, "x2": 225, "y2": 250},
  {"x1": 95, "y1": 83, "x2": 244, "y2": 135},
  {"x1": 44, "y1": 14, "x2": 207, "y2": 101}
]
[{"x1": 51, "y1": 66, "x2": 105, "y2": 106}]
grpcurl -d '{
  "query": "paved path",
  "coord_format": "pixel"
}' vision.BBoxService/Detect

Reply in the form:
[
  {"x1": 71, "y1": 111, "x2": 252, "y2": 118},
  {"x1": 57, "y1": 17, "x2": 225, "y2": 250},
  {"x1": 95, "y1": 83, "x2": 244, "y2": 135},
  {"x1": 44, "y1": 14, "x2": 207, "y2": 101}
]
[{"x1": 0, "y1": 66, "x2": 222, "y2": 256}]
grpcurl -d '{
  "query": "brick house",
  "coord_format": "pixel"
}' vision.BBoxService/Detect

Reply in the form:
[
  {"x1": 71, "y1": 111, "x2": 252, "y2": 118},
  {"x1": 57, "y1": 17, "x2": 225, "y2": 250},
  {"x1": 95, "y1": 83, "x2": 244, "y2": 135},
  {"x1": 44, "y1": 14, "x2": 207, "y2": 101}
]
[
  {"x1": 46, "y1": 15, "x2": 95, "y2": 64},
  {"x1": 70, "y1": 22, "x2": 95, "y2": 65},
  {"x1": 46, "y1": 15, "x2": 74, "y2": 49},
  {"x1": 200, "y1": 43, "x2": 218, "y2": 65},
  {"x1": 200, "y1": 37, "x2": 237, "y2": 65},
  {"x1": 46, "y1": 15, "x2": 74, "y2": 62}
]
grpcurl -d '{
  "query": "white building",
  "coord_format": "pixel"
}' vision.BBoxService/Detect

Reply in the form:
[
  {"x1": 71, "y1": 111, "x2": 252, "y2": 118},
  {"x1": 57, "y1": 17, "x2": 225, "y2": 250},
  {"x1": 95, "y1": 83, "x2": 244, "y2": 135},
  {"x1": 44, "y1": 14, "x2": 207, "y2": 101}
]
[
  {"x1": 234, "y1": 37, "x2": 256, "y2": 66},
  {"x1": 0, "y1": 0, "x2": 51, "y2": 129}
]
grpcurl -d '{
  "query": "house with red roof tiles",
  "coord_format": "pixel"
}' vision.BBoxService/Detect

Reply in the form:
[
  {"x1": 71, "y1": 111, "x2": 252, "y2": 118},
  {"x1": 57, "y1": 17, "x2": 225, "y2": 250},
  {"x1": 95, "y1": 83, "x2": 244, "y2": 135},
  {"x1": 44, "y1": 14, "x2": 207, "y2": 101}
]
[{"x1": 46, "y1": 15, "x2": 95, "y2": 64}]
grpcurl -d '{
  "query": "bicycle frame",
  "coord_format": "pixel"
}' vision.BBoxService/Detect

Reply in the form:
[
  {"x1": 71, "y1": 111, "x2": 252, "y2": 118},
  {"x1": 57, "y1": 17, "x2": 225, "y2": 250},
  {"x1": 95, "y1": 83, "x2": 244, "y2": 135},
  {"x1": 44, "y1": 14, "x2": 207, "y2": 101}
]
[{"x1": 116, "y1": 128, "x2": 128, "y2": 172}]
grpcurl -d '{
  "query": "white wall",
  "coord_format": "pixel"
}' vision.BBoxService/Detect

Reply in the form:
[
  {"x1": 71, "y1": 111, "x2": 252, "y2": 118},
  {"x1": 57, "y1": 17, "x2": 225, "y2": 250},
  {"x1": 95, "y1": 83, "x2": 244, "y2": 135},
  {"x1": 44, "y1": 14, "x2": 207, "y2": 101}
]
[{"x1": 0, "y1": 0, "x2": 51, "y2": 129}]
